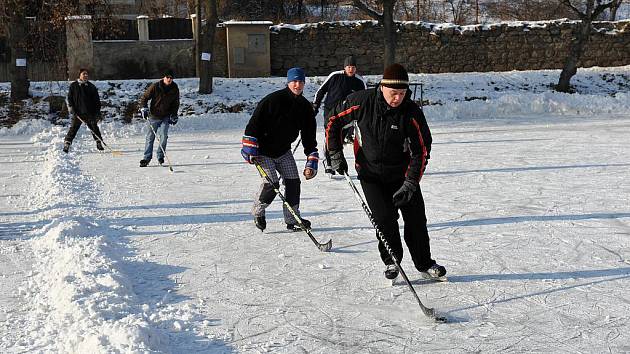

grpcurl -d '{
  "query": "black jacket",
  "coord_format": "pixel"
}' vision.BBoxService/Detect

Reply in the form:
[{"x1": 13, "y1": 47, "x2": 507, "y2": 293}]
[
  {"x1": 326, "y1": 87, "x2": 432, "y2": 183},
  {"x1": 314, "y1": 70, "x2": 367, "y2": 110},
  {"x1": 139, "y1": 80, "x2": 180, "y2": 118},
  {"x1": 67, "y1": 80, "x2": 101, "y2": 118},
  {"x1": 245, "y1": 87, "x2": 317, "y2": 158}
]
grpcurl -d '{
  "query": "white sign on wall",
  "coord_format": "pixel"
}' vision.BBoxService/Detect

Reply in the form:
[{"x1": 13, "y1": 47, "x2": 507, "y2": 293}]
[
  {"x1": 15, "y1": 59, "x2": 27, "y2": 67},
  {"x1": 201, "y1": 52, "x2": 211, "y2": 61}
]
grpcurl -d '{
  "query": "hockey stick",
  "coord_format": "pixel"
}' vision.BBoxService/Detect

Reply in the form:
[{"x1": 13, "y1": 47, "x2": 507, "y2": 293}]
[
  {"x1": 292, "y1": 137, "x2": 301, "y2": 155},
  {"x1": 253, "y1": 160, "x2": 332, "y2": 252},
  {"x1": 74, "y1": 115, "x2": 122, "y2": 156},
  {"x1": 342, "y1": 172, "x2": 447, "y2": 323},
  {"x1": 142, "y1": 114, "x2": 174, "y2": 172}
]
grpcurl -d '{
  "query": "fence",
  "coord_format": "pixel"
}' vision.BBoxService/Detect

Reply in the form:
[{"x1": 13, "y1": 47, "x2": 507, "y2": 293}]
[
  {"x1": 148, "y1": 18, "x2": 193, "y2": 39},
  {"x1": 93, "y1": 19, "x2": 139, "y2": 40}
]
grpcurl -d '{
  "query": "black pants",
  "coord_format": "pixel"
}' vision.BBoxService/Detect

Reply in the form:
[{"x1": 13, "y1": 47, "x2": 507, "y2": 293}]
[
  {"x1": 65, "y1": 114, "x2": 103, "y2": 144},
  {"x1": 360, "y1": 179, "x2": 435, "y2": 271}
]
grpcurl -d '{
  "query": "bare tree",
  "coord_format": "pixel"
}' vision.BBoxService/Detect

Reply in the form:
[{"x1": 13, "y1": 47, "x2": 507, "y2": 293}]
[
  {"x1": 556, "y1": 0, "x2": 616, "y2": 92},
  {"x1": 198, "y1": 0, "x2": 219, "y2": 94},
  {"x1": 353, "y1": 0, "x2": 397, "y2": 68},
  {"x1": 484, "y1": 0, "x2": 575, "y2": 21},
  {"x1": 446, "y1": 0, "x2": 474, "y2": 25}
]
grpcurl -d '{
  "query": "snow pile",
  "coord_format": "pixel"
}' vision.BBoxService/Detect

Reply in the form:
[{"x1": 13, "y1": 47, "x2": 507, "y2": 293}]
[
  {"x1": 1, "y1": 66, "x2": 630, "y2": 138},
  {"x1": 15, "y1": 132, "x2": 204, "y2": 352},
  {"x1": 426, "y1": 91, "x2": 630, "y2": 120},
  {"x1": 25, "y1": 218, "x2": 167, "y2": 352}
]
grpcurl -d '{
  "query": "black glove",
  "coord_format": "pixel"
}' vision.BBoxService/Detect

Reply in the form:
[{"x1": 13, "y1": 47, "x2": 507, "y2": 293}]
[
  {"x1": 328, "y1": 150, "x2": 348, "y2": 174},
  {"x1": 392, "y1": 180, "x2": 418, "y2": 207},
  {"x1": 312, "y1": 102, "x2": 320, "y2": 115},
  {"x1": 169, "y1": 114, "x2": 178, "y2": 125}
]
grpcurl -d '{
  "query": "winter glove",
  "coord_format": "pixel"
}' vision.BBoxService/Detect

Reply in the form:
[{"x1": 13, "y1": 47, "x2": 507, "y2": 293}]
[
  {"x1": 392, "y1": 180, "x2": 418, "y2": 207},
  {"x1": 312, "y1": 102, "x2": 320, "y2": 115},
  {"x1": 240, "y1": 135, "x2": 258, "y2": 164},
  {"x1": 140, "y1": 107, "x2": 149, "y2": 119},
  {"x1": 328, "y1": 150, "x2": 348, "y2": 175},
  {"x1": 169, "y1": 114, "x2": 178, "y2": 125},
  {"x1": 303, "y1": 151, "x2": 319, "y2": 180}
]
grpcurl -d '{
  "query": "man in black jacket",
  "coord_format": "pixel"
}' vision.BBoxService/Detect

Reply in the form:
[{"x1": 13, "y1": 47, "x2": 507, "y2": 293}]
[
  {"x1": 138, "y1": 69, "x2": 180, "y2": 167},
  {"x1": 241, "y1": 67, "x2": 319, "y2": 232},
  {"x1": 326, "y1": 63, "x2": 446, "y2": 280},
  {"x1": 63, "y1": 68, "x2": 105, "y2": 153},
  {"x1": 313, "y1": 56, "x2": 367, "y2": 174}
]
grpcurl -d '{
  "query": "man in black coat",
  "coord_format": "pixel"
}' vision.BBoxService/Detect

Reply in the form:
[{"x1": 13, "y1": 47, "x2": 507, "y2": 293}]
[
  {"x1": 63, "y1": 68, "x2": 104, "y2": 153},
  {"x1": 326, "y1": 63, "x2": 446, "y2": 280},
  {"x1": 241, "y1": 67, "x2": 319, "y2": 232},
  {"x1": 313, "y1": 56, "x2": 367, "y2": 174}
]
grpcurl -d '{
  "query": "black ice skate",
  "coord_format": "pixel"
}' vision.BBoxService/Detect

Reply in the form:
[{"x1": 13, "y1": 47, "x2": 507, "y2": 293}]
[
  {"x1": 139, "y1": 159, "x2": 150, "y2": 167},
  {"x1": 419, "y1": 264, "x2": 447, "y2": 281},
  {"x1": 286, "y1": 218, "x2": 311, "y2": 232},
  {"x1": 384, "y1": 264, "x2": 399, "y2": 280},
  {"x1": 254, "y1": 216, "x2": 266, "y2": 232}
]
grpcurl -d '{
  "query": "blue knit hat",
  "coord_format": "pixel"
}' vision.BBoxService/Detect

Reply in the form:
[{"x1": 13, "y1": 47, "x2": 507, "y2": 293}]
[{"x1": 287, "y1": 67, "x2": 306, "y2": 82}]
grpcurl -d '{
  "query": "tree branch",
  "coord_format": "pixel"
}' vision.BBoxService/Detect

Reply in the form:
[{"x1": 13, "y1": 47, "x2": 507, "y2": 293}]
[
  {"x1": 592, "y1": 1, "x2": 616, "y2": 18},
  {"x1": 352, "y1": 0, "x2": 383, "y2": 21},
  {"x1": 561, "y1": 0, "x2": 585, "y2": 17}
]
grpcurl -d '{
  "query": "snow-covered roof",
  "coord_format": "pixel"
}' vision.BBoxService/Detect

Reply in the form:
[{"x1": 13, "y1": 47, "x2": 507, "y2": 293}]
[{"x1": 223, "y1": 20, "x2": 273, "y2": 26}]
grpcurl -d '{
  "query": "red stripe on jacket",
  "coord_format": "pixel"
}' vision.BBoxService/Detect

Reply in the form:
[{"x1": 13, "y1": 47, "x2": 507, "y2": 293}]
[
  {"x1": 325, "y1": 105, "x2": 361, "y2": 150},
  {"x1": 407, "y1": 118, "x2": 427, "y2": 182}
]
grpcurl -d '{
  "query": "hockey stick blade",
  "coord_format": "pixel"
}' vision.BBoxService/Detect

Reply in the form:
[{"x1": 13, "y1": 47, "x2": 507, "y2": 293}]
[
  {"x1": 318, "y1": 238, "x2": 333, "y2": 252},
  {"x1": 304, "y1": 228, "x2": 332, "y2": 252}
]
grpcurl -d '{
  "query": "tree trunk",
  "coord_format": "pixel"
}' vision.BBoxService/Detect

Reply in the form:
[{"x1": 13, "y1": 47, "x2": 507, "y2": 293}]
[
  {"x1": 382, "y1": 0, "x2": 397, "y2": 68},
  {"x1": 199, "y1": 0, "x2": 218, "y2": 94},
  {"x1": 8, "y1": 3, "x2": 30, "y2": 101},
  {"x1": 557, "y1": 0, "x2": 614, "y2": 92}
]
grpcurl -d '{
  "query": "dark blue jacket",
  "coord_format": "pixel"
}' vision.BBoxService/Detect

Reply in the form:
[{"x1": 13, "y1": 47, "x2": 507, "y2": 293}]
[{"x1": 245, "y1": 87, "x2": 317, "y2": 158}]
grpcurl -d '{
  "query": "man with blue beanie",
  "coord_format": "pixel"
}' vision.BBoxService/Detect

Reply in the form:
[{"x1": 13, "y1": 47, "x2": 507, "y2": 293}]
[{"x1": 241, "y1": 67, "x2": 319, "y2": 232}]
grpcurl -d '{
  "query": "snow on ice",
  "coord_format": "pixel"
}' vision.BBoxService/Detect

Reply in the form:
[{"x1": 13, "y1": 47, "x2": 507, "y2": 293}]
[{"x1": 1, "y1": 66, "x2": 630, "y2": 353}]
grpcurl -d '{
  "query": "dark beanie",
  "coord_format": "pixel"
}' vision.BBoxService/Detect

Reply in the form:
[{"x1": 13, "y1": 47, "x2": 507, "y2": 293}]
[
  {"x1": 344, "y1": 56, "x2": 356, "y2": 67},
  {"x1": 381, "y1": 63, "x2": 409, "y2": 89},
  {"x1": 164, "y1": 69, "x2": 175, "y2": 78}
]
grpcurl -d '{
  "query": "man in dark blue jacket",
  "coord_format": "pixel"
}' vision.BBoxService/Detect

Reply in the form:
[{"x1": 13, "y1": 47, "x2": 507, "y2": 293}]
[
  {"x1": 313, "y1": 56, "x2": 367, "y2": 174},
  {"x1": 63, "y1": 68, "x2": 104, "y2": 153},
  {"x1": 241, "y1": 67, "x2": 319, "y2": 232},
  {"x1": 326, "y1": 63, "x2": 446, "y2": 281}
]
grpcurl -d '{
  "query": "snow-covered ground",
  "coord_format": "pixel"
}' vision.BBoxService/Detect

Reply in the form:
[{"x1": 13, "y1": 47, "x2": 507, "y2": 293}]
[{"x1": 1, "y1": 67, "x2": 630, "y2": 353}]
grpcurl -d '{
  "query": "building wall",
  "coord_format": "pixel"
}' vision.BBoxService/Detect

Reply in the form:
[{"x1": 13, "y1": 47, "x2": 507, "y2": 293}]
[{"x1": 90, "y1": 27, "x2": 227, "y2": 80}]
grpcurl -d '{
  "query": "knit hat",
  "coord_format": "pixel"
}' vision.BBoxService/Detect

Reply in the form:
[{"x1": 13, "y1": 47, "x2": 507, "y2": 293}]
[
  {"x1": 287, "y1": 67, "x2": 306, "y2": 82},
  {"x1": 344, "y1": 56, "x2": 356, "y2": 67},
  {"x1": 381, "y1": 63, "x2": 409, "y2": 89},
  {"x1": 164, "y1": 69, "x2": 175, "y2": 78}
]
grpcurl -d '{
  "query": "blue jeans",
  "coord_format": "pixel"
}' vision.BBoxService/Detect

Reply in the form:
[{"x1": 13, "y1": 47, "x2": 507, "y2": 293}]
[{"x1": 143, "y1": 116, "x2": 170, "y2": 161}]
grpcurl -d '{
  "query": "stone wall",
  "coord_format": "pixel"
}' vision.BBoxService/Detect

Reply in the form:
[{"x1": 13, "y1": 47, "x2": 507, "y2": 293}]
[{"x1": 270, "y1": 20, "x2": 630, "y2": 76}]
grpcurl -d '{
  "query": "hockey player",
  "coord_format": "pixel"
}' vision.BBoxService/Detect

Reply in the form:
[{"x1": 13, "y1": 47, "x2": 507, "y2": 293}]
[
  {"x1": 139, "y1": 69, "x2": 180, "y2": 167},
  {"x1": 326, "y1": 63, "x2": 446, "y2": 280},
  {"x1": 313, "y1": 56, "x2": 367, "y2": 174},
  {"x1": 63, "y1": 68, "x2": 105, "y2": 153},
  {"x1": 241, "y1": 67, "x2": 319, "y2": 232}
]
